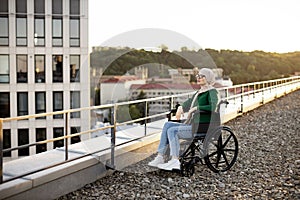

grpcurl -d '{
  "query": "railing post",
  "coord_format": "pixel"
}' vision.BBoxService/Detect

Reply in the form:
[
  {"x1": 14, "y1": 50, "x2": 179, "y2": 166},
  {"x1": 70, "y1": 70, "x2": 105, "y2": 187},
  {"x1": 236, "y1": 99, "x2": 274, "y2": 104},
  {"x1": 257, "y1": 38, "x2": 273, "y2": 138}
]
[
  {"x1": 169, "y1": 96, "x2": 174, "y2": 110},
  {"x1": 65, "y1": 112, "x2": 69, "y2": 161},
  {"x1": 144, "y1": 101, "x2": 147, "y2": 136},
  {"x1": 109, "y1": 105, "x2": 117, "y2": 169},
  {"x1": 261, "y1": 83, "x2": 265, "y2": 104},
  {"x1": 240, "y1": 86, "x2": 244, "y2": 113},
  {"x1": 0, "y1": 119, "x2": 3, "y2": 184},
  {"x1": 253, "y1": 84, "x2": 256, "y2": 99},
  {"x1": 225, "y1": 88, "x2": 229, "y2": 101}
]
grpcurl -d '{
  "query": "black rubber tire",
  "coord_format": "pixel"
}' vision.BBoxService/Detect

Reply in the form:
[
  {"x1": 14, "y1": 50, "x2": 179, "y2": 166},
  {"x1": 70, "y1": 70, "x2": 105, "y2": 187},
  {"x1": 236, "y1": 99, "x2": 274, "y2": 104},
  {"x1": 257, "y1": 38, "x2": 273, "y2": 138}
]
[{"x1": 204, "y1": 126, "x2": 238, "y2": 173}]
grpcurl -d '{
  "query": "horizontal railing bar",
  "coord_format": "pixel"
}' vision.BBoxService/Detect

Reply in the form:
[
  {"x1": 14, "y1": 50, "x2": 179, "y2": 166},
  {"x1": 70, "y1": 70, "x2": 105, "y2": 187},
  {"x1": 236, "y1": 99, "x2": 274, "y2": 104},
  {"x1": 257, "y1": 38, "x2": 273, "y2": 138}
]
[{"x1": 116, "y1": 111, "x2": 170, "y2": 127}]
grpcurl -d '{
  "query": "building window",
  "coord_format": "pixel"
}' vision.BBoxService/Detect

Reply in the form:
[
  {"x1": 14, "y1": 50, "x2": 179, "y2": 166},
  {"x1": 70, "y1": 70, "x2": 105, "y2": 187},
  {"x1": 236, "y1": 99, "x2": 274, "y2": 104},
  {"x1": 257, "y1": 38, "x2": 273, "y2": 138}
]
[
  {"x1": 70, "y1": 91, "x2": 80, "y2": 118},
  {"x1": 3, "y1": 129, "x2": 11, "y2": 157},
  {"x1": 35, "y1": 55, "x2": 45, "y2": 83},
  {"x1": 34, "y1": 0, "x2": 45, "y2": 46},
  {"x1": 70, "y1": 55, "x2": 80, "y2": 82},
  {"x1": 53, "y1": 91, "x2": 63, "y2": 119},
  {"x1": 0, "y1": 0, "x2": 8, "y2": 46},
  {"x1": 17, "y1": 92, "x2": 28, "y2": 116},
  {"x1": 34, "y1": 0, "x2": 45, "y2": 14},
  {"x1": 0, "y1": 92, "x2": 10, "y2": 118},
  {"x1": 34, "y1": 17, "x2": 45, "y2": 46},
  {"x1": 52, "y1": 55, "x2": 63, "y2": 82},
  {"x1": 35, "y1": 92, "x2": 46, "y2": 118},
  {"x1": 70, "y1": 0, "x2": 80, "y2": 15},
  {"x1": 53, "y1": 127, "x2": 64, "y2": 148},
  {"x1": 69, "y1": 0, "x2": 80, "y2": 46},
  {"x1": 52, "y1": 0, "x2": 62, "y2": 14},
  {"x1": 16, "y1": 17, "x2": 27, "y2": 46},
  {"x1": 16, "y1": 0, "x2": 27, "y2": 46},
  {"x1": 17, "y1": 55, "x2": 27, "y2": 83},
  {"x1": 71, "y1": 127, "x2": 81, "y2": 144},
  {"x1": 18, "y1": 129, "x2": 29, "y2": 156},
  {"x1": 16, "y1": 0, "x2": 27, "y2": 13},
  {"x1": 52, "y1": 17, "x2": 63, "y2": 46},
  {"x1": 70, "y1": 17, "x2": 80, "y2": 47},
  {"x1": 0, "y1": 55, "x2": 9, "y2": 83},
  {"x1": 36, "y1": 128, "x2": 47, "y2": 153},
  {"x1": 52, "y1": 0, "x2": 63, "y2": 46}
]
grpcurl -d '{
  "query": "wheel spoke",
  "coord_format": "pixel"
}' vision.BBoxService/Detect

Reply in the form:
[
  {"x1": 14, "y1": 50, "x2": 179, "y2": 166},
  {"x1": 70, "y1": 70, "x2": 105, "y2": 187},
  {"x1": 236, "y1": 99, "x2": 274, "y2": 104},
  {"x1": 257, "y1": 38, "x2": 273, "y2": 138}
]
[
  {"x1": 215, "y1": 152, "x2": 221, "y2": 168},
  {"x1": 222, "y1": 134, "x2": 233, "y2": 148},
  {"x1": 221, "y1": 151, "x2": 230, "y2": 166},
  {"x1": 207, "y1": 150, "x2": 218, "y2": 157},
  {"x1": 223, "y1": 148, "x2": 236, "y2": 152}
]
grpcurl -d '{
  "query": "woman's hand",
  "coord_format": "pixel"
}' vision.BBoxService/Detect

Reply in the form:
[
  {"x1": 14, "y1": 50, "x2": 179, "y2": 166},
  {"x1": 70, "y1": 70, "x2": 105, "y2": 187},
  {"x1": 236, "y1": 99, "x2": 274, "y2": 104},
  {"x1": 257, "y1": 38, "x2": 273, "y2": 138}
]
[
  {"x1": 187, "y1": 107, "x2": 197, "y2": 118},
  {"x1": 175, "y1": 106, "x2": 183, "y2": 120}
]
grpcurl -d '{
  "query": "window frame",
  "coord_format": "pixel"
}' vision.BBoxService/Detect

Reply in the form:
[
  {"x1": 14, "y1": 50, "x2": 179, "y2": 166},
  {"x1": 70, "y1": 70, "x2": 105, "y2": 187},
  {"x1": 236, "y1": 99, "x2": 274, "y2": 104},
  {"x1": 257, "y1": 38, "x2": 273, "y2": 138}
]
[
  {"x1": 34, "y1": 17, "x2": 45, "y2": 46},
  {"x1": 18, "y1": 129, "x2": 29, "y2": 156},
  {"x1": 17, "y1": 92, "x2": 28, "y2": 116},
  {"x1": 3, "y1": 129, "x2": 11, "y2": 157},
  {"x1": 69, "y1": 17, "x2": 80, "y2": 47},
  {"x1": 52, "y1": 17, "x2": 63, "y2": 47},
  {"x1": 36, "y1": 128, "x2": 47, "y2": 153},
  {"x1": 70, "y1": 91, "x2": 80, "y2": 118},
  {"x1": 35, "y1": 55, "x2": 45, "y2": 83},
  {"x1": 0, "y1": 54, "x2": 9, "y2": 83},
  {"x1": 35, "y1": 91, "x2": 46, "y2": 119},
  {"x1": 52, "y1": 55, "x2": 63, "y2": 82},
  {"x1": 16, "y1": 16, "x2": 27, "y2": 46},
  {"x1": 0, "y1": 92, "x2": 10, "y2": 118},
  {"x1": 70, "y1": 55, "x2": 80, "y2": 82},
  {"x1": 53, "y1": 127, "x2": 64, "y2": 148},
  {"x1": 53, "y1": 91, "x2": 63, "y2": 119},
  {"x1": 17, "y1": 54, "x2": 28, "y2": 83},
  {"x1": 0, "y1": 0, "x2": 9, "y2": 46}
]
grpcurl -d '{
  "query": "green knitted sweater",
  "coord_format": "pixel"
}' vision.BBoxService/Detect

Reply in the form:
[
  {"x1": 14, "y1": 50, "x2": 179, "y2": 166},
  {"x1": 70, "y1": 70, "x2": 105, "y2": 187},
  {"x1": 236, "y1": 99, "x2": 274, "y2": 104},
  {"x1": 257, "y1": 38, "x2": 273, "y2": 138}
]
[{"x1": 181, "y1": 89, "x2": 219, "y2": 123}]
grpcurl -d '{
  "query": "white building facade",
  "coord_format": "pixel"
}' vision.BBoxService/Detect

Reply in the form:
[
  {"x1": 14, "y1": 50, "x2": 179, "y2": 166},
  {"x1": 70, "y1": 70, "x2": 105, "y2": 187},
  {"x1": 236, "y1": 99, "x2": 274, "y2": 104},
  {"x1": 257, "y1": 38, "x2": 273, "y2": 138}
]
[
  {"x1": 130, "y1": 83, "x2": 201, "y2": 116},
  {"x1": 100, "y1": 76, "x2": 146, "y2": 104},
  {"x1": 0, "y1": 0, "x2": 89, "y2": 158}
]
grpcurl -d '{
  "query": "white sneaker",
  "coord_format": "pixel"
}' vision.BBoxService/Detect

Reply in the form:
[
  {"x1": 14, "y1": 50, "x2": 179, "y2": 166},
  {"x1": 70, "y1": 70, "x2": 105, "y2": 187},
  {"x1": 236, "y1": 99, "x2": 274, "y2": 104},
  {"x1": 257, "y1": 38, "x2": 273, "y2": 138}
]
[
  {"x1": 148, "y1": 155, "x2": 165, "y2": 167},
  {"x1": 157, "y1": 159, "x2": 181, "y2": 171}
]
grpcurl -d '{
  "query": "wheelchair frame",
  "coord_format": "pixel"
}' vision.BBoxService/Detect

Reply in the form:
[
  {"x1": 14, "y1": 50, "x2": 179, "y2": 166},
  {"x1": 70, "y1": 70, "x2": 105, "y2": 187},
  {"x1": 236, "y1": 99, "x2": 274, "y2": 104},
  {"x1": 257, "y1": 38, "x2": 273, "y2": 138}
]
[{"x1": 168, "y1": 100, "x2": 239, "y2": 176}]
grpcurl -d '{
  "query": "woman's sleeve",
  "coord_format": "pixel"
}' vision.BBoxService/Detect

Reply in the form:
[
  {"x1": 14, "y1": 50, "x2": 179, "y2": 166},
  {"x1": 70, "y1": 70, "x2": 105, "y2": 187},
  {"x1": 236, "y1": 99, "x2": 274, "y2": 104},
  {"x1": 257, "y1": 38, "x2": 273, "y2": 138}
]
[
  {"x1": 181, "y1": 95, "x2": 193, "y2": 112},
  {"x1": 198, "y1": 89, "x2": 218, "y2": 112}
]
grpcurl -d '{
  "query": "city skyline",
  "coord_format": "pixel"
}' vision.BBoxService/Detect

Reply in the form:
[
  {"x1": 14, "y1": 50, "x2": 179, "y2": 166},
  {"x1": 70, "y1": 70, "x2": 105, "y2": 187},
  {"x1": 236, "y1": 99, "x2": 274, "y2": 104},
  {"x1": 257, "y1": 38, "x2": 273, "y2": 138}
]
[{"x1": 89, "y1": 0, "x2": 300, "y2": 53}]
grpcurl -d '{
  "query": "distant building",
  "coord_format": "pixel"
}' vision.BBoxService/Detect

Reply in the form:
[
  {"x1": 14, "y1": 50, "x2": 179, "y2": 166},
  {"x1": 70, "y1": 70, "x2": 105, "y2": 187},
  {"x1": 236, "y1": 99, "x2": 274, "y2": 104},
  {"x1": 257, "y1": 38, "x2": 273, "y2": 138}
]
[
  {"x1": 130, "y1": 83, "x2": 201, "y2": 115},
  {"x1": 100, "y1": 76, "x2": 146, "y2": 104},
  {"x1": 0, "y1": 0, "x2": 89, "y2": 159}
]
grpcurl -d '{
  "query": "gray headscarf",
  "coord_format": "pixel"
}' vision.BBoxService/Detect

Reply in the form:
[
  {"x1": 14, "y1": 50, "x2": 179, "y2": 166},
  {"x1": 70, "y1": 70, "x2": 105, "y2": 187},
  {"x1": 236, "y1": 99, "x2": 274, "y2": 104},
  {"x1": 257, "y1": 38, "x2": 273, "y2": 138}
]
[
  {"x1": 189, "y1": 68, "x2": 216, "y2": 110},
  {"x1": 198, "y1": 68, "x2": 215, "y2": 86}
]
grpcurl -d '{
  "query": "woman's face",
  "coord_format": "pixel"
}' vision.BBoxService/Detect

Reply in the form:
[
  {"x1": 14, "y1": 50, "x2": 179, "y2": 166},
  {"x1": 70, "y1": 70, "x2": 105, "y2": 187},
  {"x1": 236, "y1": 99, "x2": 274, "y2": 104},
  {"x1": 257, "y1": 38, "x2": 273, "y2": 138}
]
[{"x1": 196, "y1": 74, "x2": 207, "y2": 85}]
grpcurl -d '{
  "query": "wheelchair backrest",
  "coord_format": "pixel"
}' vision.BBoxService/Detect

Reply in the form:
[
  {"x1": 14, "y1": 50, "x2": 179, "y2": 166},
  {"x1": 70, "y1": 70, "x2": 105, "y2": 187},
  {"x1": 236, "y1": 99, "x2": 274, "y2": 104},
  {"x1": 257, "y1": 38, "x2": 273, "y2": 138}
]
[{"x1": 192, "y1": 111, "x2": 221, "y2": 134}]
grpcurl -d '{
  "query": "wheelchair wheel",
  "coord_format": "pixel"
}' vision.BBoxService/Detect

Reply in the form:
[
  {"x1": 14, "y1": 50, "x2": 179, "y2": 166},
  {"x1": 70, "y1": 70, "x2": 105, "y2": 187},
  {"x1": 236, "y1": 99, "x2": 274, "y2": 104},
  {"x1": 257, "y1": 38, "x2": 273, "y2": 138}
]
[
  {"x1": 181, "y1": 159, "x2": 195, "y2": 177},
  {"x1": 204, "y1": 126, "x2": 238, "y2": 173}
]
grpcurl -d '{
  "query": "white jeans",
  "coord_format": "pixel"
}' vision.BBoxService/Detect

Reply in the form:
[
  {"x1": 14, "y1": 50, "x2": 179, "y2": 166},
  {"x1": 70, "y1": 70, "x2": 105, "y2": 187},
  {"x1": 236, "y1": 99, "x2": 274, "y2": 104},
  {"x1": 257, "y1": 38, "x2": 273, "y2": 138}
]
[{"x1": 157, "y1": 121, "x2": 193, "y2": 157}]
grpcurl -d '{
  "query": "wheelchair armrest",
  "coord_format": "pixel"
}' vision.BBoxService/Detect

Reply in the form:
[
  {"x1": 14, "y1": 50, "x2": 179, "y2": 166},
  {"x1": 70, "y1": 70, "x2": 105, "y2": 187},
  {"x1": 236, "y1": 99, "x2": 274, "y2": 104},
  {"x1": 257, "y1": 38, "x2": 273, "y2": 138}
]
[
  {"x1": 167, "y1": 108, "x2": 178, "y2": 120},
  {"x1": 170, "y1": 108, "x2": 177, "y2": 114},
  {"x1": 193, "y1": 110, "x2": 211, "y2": 114}
]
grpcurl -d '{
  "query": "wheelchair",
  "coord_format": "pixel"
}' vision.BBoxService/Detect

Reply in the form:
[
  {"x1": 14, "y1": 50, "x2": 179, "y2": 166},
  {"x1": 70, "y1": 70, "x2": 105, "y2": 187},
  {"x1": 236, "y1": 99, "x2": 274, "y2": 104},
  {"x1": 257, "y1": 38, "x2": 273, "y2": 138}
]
[{"x1": 167, "y1": 100, "x2": 238, "y2": 176}]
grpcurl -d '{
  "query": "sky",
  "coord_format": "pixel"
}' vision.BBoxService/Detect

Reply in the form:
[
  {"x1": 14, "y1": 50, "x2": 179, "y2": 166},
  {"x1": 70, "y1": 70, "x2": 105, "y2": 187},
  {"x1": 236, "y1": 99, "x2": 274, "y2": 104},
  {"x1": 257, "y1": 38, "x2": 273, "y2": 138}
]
[{"x1": 89, "y1": 0, "x2": 300, "y2": 53}]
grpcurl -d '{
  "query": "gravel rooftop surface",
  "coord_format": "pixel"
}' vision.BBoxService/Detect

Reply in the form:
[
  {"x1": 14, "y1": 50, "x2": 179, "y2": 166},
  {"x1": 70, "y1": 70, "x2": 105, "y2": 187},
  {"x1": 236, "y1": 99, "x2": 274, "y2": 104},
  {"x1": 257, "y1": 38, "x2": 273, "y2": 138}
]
[{"x1": 58, "y1": 90, "x2": 300, "y2": 199}]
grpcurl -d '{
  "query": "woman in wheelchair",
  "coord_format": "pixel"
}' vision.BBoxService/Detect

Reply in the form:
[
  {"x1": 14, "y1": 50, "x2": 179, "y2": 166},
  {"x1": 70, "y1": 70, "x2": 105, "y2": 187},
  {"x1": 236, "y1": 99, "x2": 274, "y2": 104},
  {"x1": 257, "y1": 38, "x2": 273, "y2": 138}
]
[{"x1": 148, "y1": 68, "x2": 219, "y2": 171}]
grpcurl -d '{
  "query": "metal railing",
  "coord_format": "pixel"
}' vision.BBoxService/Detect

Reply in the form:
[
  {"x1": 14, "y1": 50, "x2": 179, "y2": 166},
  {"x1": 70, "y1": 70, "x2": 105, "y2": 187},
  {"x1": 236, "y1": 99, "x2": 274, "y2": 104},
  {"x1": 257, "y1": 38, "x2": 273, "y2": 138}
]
[{"x1": 0, "y1": 76, "x2": 300, "y2": 184}]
